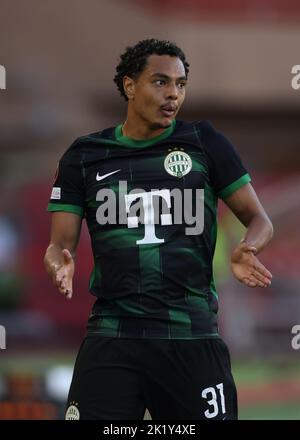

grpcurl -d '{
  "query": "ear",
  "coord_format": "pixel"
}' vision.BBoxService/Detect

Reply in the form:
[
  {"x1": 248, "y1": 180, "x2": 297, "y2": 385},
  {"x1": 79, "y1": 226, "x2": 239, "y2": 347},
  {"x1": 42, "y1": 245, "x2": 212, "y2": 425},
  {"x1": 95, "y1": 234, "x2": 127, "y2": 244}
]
[{"x1": 123, "y1": 76, "x2": 136, "y2": 100}]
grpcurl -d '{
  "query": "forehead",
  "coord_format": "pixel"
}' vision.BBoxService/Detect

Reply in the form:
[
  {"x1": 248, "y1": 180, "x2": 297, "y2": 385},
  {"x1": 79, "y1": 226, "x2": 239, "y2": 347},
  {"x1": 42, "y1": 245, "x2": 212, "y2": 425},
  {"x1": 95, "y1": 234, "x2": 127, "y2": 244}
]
[{"x1": 142, "y1": 54, "x2": 186, "y2": 78}]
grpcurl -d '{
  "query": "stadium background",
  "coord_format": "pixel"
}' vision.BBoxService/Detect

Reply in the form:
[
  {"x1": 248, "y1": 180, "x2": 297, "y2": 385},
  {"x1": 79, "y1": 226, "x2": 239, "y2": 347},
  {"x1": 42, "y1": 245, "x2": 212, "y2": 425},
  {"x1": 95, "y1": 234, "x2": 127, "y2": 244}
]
[{"x1": 0, "y1": 0, "x2": 300, "y2": 420}]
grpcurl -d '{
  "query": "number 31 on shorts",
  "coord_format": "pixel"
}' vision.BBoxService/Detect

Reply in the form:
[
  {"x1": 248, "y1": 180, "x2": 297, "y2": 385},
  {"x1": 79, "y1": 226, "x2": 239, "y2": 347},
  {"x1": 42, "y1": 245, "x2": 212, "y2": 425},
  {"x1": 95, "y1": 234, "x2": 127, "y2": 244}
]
[{"x1": 201, "y1": 383, "x2": 226, "y2": 419}]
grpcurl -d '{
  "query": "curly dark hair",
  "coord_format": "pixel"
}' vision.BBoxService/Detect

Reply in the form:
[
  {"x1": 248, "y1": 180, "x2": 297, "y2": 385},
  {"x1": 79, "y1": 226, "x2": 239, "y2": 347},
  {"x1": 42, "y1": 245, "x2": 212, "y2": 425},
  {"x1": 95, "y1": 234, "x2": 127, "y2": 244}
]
[{"x1": 114, "y1": 38, "x2": 189, "y2": 101}]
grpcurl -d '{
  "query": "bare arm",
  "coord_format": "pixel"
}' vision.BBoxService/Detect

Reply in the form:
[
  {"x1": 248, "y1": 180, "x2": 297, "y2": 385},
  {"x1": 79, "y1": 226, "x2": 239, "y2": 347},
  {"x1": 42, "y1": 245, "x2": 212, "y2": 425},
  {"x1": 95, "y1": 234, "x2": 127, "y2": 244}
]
[
  {"x1": 44, "y1": 212, "x2": 82, "y2": 299},
  {"x1": 224, "y1": 183, "x2": 273, "y2": 288}
]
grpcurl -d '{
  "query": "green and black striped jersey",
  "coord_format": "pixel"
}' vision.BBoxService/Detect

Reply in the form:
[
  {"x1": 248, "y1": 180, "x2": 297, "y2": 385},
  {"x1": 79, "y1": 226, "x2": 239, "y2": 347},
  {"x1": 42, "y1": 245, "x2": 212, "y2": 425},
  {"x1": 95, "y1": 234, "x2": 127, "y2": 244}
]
[{"x1": 47, "y1": 119, "x2": 251, "y2": 339}]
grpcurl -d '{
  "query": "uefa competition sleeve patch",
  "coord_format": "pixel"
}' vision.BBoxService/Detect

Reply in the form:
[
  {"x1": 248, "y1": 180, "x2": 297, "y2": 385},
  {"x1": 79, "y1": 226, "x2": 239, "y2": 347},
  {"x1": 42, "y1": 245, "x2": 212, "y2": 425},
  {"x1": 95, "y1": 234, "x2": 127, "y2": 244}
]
[
  {"x1": 164, "y1": 149, "x2": 192, "y2": 178},
  {"x1": 51, "y1": 187, "x2": 61, "y2": 200}
]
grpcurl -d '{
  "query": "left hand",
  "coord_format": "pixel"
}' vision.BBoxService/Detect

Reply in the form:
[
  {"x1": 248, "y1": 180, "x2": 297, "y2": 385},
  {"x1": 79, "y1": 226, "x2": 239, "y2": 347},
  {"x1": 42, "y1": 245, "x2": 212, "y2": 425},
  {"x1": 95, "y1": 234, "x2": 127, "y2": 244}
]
[{"x1": 231, "y1": 241, "x2": 272, "y2": 288}]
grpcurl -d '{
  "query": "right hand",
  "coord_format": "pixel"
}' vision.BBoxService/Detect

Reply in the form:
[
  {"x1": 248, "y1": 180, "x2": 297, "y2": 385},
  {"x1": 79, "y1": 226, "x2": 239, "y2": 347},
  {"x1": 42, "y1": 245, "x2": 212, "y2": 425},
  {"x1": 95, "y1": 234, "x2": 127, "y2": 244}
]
[{"x1": 51, "y1": 249, "x2": 75, "y2": 299}]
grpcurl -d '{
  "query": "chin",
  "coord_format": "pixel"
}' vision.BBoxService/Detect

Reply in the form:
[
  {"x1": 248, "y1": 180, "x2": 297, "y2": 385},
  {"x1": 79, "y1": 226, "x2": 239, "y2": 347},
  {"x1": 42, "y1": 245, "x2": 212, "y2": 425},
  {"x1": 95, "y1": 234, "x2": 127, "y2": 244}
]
[{"x1": 153, "y1": 118, "x2": 173, "y2": 129}]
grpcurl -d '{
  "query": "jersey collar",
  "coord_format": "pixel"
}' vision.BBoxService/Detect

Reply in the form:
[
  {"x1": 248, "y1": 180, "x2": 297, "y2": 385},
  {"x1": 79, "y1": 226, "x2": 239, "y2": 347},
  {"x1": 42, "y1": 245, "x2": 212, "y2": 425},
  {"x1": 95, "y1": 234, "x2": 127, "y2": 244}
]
[{"x1": 115, "y1": 119, "x2": 176, "y2": 148}]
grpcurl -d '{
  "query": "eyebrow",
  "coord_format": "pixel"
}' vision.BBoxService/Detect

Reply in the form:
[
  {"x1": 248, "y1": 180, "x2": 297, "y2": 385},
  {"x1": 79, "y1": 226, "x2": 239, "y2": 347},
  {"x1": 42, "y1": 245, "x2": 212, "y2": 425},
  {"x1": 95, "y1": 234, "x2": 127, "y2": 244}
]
[{"x1": 150, "y1": 73, "x2": 187, "y2": 81}]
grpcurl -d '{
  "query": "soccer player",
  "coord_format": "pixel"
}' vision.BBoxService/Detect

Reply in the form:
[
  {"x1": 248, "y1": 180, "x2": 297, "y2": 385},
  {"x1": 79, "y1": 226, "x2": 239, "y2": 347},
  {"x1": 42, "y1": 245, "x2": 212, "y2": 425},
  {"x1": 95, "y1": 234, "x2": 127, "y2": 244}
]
[{"x1": 44, "y1": 39, "x2": 273, "y2": 420}]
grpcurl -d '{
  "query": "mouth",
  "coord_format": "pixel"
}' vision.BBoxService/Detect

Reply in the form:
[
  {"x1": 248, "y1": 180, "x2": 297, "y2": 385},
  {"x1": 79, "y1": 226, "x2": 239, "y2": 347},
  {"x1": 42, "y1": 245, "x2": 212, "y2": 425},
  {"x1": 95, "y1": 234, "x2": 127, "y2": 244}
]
[{"x1": 160, "y1": 104, "x2": 177, "y2": 118}]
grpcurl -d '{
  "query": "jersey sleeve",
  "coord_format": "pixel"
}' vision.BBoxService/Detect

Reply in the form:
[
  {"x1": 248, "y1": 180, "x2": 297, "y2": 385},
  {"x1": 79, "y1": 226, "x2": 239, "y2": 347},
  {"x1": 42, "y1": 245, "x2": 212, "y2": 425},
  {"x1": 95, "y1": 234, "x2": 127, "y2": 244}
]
[
  {"x1": 200, "y1": 121, "x2": 251, "y2": 199},
  {"x1": 47, "y1": 139, "x2": 85, "y2": 217}
]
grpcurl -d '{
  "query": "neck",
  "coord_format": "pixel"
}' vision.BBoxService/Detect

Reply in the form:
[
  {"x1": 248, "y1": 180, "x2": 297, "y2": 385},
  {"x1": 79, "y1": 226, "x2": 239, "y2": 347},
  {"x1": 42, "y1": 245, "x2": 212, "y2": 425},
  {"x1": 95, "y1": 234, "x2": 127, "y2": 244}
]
[{"x1": 122, "y1": 108, "x2": 168, "y2": 140}]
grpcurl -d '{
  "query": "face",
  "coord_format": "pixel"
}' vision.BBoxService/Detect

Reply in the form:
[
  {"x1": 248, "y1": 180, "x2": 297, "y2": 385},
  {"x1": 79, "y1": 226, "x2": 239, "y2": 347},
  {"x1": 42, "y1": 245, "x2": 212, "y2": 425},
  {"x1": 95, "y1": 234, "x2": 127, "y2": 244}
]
[{"x1": 124, "y1": 54, "x2": 187, "y2": 130}]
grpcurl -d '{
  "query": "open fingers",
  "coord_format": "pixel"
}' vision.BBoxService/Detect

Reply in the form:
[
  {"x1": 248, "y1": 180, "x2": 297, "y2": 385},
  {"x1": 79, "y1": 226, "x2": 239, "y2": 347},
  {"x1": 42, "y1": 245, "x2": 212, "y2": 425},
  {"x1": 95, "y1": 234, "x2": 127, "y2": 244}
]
[
  {"x1": 252, "y1": 269, "x2": 272, "y2": 286},
  {"x1": 243, "y1": 278, "x2": 257, "y2": 288},
  {"x1": 243, "y1": 273, "x2": 271, "y2": 288},
  {"x1": 243, "y1": 277, "x2": 264, "y2": 288},
  {"x1": 253, "y1": 260, "x2": 272, "y2": 279}
]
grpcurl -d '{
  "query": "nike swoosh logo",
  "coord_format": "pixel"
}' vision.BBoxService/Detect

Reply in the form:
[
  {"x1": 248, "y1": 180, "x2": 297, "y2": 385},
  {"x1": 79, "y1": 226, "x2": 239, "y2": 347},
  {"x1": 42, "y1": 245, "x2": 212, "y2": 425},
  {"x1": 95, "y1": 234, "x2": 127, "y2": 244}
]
[{"x1": 96, "y1": 169, "x2": 121, "y2": 181}]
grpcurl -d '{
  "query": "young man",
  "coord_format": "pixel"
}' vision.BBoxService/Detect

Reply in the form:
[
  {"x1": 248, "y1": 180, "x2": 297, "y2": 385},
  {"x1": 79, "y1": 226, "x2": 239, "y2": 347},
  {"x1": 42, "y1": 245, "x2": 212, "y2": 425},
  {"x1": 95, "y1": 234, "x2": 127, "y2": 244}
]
[{"x1": 44, "y1": 39, "x2": 273, "y2": 420}]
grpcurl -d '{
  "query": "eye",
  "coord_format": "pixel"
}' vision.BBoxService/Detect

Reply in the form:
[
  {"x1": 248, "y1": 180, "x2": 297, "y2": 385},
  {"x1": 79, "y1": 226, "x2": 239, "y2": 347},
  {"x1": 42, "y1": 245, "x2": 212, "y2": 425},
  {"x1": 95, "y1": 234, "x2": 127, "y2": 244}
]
[
  {"x1": 154, "y1": 79, "x2": 166, "y2": 86},
  {"x1": 178, "y1": 82, "x2": 186, "y2": 89}
]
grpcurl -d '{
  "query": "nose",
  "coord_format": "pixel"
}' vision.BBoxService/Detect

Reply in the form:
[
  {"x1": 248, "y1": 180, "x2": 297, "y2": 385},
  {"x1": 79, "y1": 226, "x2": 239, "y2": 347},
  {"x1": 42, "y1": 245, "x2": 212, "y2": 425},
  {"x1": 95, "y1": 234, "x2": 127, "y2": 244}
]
[{"x1": 165, "y1": 82, "x2": 178, "y2": 100}]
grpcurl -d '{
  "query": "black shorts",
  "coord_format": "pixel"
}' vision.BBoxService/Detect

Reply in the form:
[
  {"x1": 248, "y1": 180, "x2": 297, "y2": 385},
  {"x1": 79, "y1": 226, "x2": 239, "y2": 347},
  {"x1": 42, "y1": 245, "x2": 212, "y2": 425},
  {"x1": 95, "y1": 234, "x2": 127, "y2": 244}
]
[{"x1": 66, "y1": 336, "x2": 238, "y2": 420}]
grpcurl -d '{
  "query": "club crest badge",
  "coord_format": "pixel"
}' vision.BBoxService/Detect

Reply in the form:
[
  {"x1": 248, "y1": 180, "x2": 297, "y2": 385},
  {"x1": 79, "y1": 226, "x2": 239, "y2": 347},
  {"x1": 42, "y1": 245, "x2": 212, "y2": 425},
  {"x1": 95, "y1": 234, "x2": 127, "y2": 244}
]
[
  {"x1": 65, "y1": 403, "x2": 80, "y2": 420},
  {"x1": 164, "y1": 149, "x2": 192, "y2": 178}
]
